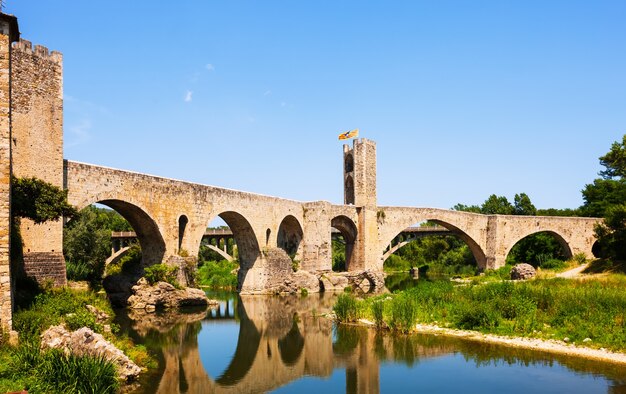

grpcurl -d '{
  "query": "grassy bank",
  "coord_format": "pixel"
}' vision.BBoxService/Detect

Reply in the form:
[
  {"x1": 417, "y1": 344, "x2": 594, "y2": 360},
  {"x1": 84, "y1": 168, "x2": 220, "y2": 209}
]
[
  {"x1": 0, "y1": 287, "x2": 153, "y2": 393},
  {"x1": 334, "y1": 275, "x2": 626, "y2": 352}
]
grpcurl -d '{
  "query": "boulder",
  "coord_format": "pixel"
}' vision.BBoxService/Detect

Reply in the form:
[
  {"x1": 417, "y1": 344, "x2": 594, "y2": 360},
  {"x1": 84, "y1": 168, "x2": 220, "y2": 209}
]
[
  {"x1": 127, "y1": 278, "x2": 215, "y2": 312},
  {"x1": 510, "y1": 263, "x2": 537, "y2": 280},
  {"x1": 41, "y1": 325, "x2": 141, "y2": 381}
]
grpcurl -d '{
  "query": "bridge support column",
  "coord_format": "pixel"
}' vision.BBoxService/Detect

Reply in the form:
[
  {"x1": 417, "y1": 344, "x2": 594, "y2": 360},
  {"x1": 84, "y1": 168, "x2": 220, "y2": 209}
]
[
  {"x1": 301, "y1": 202, "x2": 332, "y2": 272},
  {"x1": 356, "y1": 207, "x2": 382, "y2": 272}
]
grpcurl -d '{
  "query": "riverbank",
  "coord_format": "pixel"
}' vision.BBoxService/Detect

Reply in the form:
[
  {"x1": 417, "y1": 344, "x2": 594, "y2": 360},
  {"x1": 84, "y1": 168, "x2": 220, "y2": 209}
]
[
  {"x1": 353, "y1": 318, "x2": 626, "y2": 365},
  {"x1": 333, "y1": 275, "x2": 626, "y2": 361}
]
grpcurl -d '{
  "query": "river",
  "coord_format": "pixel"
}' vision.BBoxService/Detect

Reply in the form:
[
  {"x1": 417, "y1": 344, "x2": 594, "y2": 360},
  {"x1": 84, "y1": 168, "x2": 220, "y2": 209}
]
[{"x1": 114, "y1": 289, "x2": 626, "y2": 393}]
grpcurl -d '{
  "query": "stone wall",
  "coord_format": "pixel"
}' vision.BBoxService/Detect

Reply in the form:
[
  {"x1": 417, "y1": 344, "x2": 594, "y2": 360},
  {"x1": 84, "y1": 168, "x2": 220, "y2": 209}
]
[
  {"x1": 10, "y1": 39, "x2": 66, "y2": 285},
  {"x1": 0, "y1": 16, "x2": 16, "y2": 334}
]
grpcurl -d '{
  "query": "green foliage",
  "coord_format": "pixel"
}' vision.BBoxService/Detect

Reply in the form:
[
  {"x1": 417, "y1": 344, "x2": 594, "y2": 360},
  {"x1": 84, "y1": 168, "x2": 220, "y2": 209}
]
[
  {"x1": 388, "y1": 293, "x2": 418, "y2": 333},
  {"x1": 11, "y1": 176, "x2": 77, "y2": 223},
  {"x1": 384, "y1": 254, "x2": 412, "y2": 272},
  {"x1": 372, "y1": 300, "x2": 385, "y2": 328},
  {"x1": 333, "y1": 293, "x2": 359, "y2": 322},
  {"x1": 598, "y1": 134, "x2": 626, "y2": 179},
  {"x1": 513, "y1": 193, "x2": 536, "y2": 215},
  {"x1": 506, "y1": 232, "x2": 567, "y2": 266},
  {"x1": 13, "y1": 287, "x2": 112, "y2": 342},
  {"x1": 332, "y1": 238, "x2": 346, "y2": 271},
  {"x1": 196, "y1": 260, "x2": 238, "y2": 290},
  {"x1": 338, "y1": 277, "x2": 626, "y2": 350},
  {"x1": 144, "y1": 263, "x2": 180, "y2": 287},
  {"x1": 64, "y1": 205, "x2": 134, "y2": 283},
  {"x1": 0, "y1": 344, "x2": 119, "y2": 394},
  {"x1": 105, "y1": 244, "x2": 142, "y2": 277},
  {"x1": 480, "y1": 194, "x2": 514, "y2": 215},
  {"x1": 454, "y1": 303, "x2": 502, "y2": 330},
  {"x1": 581, "y1": 135, "x2": 626, "y2": 259},
  {"x1": 388, "y1": 235, "x2": 476, "y2": 278}
]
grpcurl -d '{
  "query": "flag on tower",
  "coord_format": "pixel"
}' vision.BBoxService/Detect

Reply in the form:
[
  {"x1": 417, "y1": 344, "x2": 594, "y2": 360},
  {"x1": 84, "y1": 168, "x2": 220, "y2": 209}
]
[{"x1": 338, "y1": 129, "x2": 359, "y2": 140}]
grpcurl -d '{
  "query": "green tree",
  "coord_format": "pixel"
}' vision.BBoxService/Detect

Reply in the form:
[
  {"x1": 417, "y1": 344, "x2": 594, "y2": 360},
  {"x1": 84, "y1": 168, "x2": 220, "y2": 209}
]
[
  {"x1": 513, "y1": 193, "x2": 537, "y2": 216},
  {"x1": 583, "y1": 135, "x2": 626, "y2": 260},
  {"x1": 63, "y1": 205, "x2": 132, "y2": 282},
  {"x1": 11, "y1": 176, "x2": 77, "y2": 223},
  {"x1": 480, "y1": 194, "x2": 514, "y2": 215}
]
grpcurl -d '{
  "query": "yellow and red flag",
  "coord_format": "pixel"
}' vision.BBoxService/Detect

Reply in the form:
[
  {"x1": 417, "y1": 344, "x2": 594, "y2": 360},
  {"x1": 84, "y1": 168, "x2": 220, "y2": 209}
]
[{"x1": 338, "y1": 129, "x2": 359, "y2": 140}]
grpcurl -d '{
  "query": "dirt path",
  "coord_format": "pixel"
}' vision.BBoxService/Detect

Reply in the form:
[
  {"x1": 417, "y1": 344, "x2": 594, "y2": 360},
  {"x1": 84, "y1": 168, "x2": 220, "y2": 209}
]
[{"x1": 556, "y1": 263, "x2": 589, "y2": 278}]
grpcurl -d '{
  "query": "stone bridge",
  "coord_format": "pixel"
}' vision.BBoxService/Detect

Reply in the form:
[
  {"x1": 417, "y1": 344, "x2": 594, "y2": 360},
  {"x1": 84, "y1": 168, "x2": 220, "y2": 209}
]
[
  {"x1": 0, "y1": 11, "x2": 601, "y2": 333},
  {"x1": 64, "y1": 158, "x2": 599, "y2": 294}
]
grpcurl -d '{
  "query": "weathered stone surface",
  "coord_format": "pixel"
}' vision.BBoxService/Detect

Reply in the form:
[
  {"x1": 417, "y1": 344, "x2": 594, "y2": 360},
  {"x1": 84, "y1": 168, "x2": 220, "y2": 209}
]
[
  {"x1": 127, "y1": 278, "x2": 214, "y2": 311},
  {"x1": 254, "y1": 248, "x2": 321, "y2": 295},
  {"x1": 319, "y1": 273, "x2": 350, "y2": 292},
  {"x1": 510, "y1": 263, "x2": 537, "y2": 280},
  {"x1": 103, "y1": 273, "x2": 139, "y2": 307},
  {"x1": 336, "y1": 270, "x2": 386, "y2": 293},
  {"x1": 40, "y1": 325, "x2": 141, "y2": 381}
]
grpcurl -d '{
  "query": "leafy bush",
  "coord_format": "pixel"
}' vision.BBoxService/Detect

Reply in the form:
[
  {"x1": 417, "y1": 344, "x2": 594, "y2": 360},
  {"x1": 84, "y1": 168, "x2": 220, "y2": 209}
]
[
  {"x1": 105, "y1": 244, "x2": 142, "y2": 277},
  {"x1": 196, "y1": 260, "x2": 238, "y2": 290},
  {"x1": 334, "y1": 293, "x2": 358, "y2": 322},
  {"x1": 144, "y1": 263, "x2": 179, "y2": 287},
  {"x1": 540, "y1": 258, "x2": 566, "y2": 270},
  {"x1": 384, "y1": 254, "x2": 411, "y2": 272}
]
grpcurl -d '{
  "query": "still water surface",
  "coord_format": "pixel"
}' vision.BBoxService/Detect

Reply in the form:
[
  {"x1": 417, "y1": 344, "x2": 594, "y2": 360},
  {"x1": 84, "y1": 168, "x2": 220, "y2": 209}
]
[{"x1": 117, "y1": 291, "x2": 626, "y2": 393}]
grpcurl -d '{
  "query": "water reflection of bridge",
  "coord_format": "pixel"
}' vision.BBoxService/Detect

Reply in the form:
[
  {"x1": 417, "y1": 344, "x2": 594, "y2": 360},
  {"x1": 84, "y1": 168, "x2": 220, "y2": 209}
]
[
  {"x1": 129, "y1": 296, "x2": 626, "y2": 394},
  {"x1": 131, "y1": 295, "x2": 455, "y2": 394}
]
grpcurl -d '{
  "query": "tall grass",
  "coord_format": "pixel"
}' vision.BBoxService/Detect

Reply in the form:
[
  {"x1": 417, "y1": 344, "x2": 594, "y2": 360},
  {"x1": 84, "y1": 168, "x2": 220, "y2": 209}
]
[
  {"x1": 336, "y1": 276, "x2": 626, "y2": 351},
  {"x1": 333, "y1": 293, "x2": 359, "y2": 322},
  {"x1": 1, "y1": 344, "x2": 119, "y2": 394}
]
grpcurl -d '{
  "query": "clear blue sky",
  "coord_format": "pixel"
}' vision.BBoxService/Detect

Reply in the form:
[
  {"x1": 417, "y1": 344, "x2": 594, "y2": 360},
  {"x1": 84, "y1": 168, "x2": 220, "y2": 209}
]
[{"x1": 7, "y1": 1, "x2": 626, "y2": 210}]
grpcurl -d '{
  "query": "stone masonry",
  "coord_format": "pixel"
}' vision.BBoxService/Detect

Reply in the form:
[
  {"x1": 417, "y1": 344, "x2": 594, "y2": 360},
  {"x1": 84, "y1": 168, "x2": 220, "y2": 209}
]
[
  {"x1": 0, "y1": 14, "x2": 18, "y2": 335},
  {"x1": 11, "y1": 39, "x2": 66, "y2": 286}
]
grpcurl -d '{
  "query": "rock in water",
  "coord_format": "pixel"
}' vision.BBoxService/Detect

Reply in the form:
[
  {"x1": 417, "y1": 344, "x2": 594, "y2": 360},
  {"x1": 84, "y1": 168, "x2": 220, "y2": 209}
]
[
  {"x1": 40, "y1": 325, "x2": 141, "y2": 381},
  {"x1": 127, "y1": 278, "x2": 215, "y2": 311},
  {"x1": 510, "y1": 263, "x2": 536, "y2": 280}
]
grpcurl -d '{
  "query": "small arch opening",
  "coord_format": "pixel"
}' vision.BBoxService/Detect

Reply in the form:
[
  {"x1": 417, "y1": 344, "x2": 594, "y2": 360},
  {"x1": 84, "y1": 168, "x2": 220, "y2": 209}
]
[
  {"x1": 331, "y1": 215, "x2": 358, "y2": 272},
  {"x1": 345, "y1": 175, "x2": 355, "y2": 205},
  {"x1": 344, "y1": 153, "x2": 354, "y2": 173},
  {"x1": 266, "y1": 228, "x2": 271, "y2": 246},
  {"x1": 277, "y1": 215, "x2": 304, "y2": 261},
  {"x1": 178, "y1": 214, "x2": 189, "y2": 253}
]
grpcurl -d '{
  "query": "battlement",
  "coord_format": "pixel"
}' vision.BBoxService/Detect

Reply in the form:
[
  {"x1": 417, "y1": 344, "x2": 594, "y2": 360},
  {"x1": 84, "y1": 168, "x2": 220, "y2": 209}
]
[{"x1": 12, "y1": 39, "x2": 62, "y2": 63}]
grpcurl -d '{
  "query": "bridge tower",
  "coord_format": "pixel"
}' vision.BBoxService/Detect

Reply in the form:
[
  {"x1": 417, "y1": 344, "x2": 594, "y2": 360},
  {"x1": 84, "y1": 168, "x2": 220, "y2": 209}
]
[{"x1": 342, "y1": 139, "x2": 381, "y2": 271}]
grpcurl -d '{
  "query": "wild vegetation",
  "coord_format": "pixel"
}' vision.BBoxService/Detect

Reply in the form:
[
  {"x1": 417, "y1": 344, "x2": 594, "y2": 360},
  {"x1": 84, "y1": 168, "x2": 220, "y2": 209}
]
[
  {"x1": 196, "y1": 244, "x2": 238, "y2": 290},
  {"x1": 0, "y1": 287, "x2": 153, "y2": 393},
  {"x1": 64, "y1": 205, "x2": 133, "y2": 284},
  {"x1": 334, "y1": 276, "x2": 626, "y2": 350}
]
